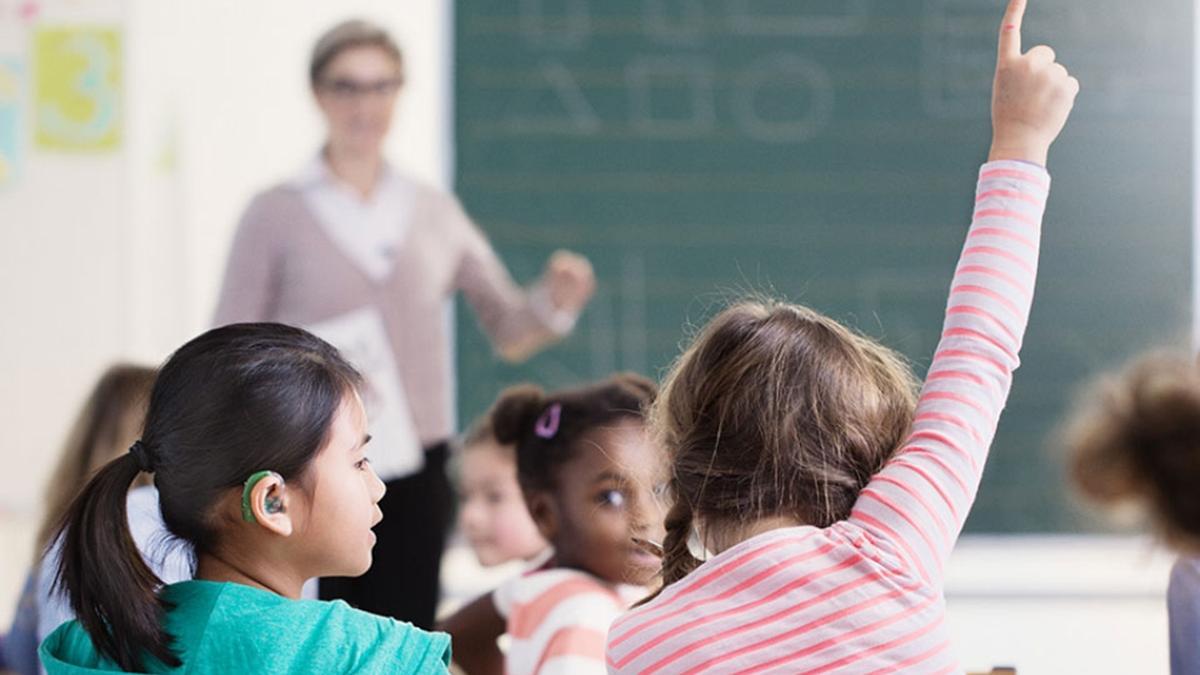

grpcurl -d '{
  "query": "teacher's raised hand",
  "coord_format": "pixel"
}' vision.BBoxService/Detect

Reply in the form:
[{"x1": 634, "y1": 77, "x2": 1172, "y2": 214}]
[{"x1": 542, "y1": 250, "x2": 596, "y2": 314}]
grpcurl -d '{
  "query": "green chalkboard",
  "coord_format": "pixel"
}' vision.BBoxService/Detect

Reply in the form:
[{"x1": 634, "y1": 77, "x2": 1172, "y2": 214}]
[{"x1": 453, "y1": 0, "x2": 1192, "y2": 532}]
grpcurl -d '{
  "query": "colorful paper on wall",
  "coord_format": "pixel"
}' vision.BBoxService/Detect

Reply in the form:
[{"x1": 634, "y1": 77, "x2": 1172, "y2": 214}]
[
  {"x1": 34, "y1": 26, "x2": 121, "y2": 152},
  {"x1": 0, "y1": 56, "x2": 20, "y2": 187}
]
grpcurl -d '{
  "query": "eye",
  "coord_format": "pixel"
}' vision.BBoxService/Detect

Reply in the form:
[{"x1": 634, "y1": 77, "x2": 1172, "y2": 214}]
[
  {"x1": 355, "y1": 457, "x2": 371, "y2": 471},
  {"x1": 328, "y1": 79, "x2": 357, "y2": 96},
  {"x1": 598, "y1": 489, "x2": 626, "y2": 508}
]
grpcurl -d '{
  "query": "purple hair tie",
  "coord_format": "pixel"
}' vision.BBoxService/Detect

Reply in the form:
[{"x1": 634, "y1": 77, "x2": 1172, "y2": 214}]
[{"x1": 535, "y1": 403, "x2": 562, "y2": 439}]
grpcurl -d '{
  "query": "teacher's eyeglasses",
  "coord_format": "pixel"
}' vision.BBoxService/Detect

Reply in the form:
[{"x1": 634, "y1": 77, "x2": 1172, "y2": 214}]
[{"x1": 318, "y1": 77, "x2": 404, "y2": 101}]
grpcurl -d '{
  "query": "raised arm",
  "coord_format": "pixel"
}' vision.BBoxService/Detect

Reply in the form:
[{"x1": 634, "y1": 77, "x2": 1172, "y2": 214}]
[{"x1": 849, "y1": 0, "x2": 1078, "y2": 582}]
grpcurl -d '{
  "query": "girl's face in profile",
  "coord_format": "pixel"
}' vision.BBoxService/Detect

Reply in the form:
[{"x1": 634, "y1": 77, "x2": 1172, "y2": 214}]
[{"x1": 291, "y1": 394, "x2": 387, "y2": 578}]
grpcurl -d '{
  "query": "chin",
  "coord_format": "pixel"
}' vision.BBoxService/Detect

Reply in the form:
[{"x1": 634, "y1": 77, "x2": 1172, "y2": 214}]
[
  {"x1": 474, "y1": 548, "x2": 504, "y2": 568},
  {"x1": 348, "y1": 550, "x2": 375, "y2": 577}
]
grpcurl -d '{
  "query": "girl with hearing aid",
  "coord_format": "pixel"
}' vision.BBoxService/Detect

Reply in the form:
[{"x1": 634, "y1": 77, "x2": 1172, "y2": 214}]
[
  {"x1": 606, "y1": 0, "x2": 1079, "y2": 671},
  {"x1": 38, "y1": 323, "x2": 450, "y2": 674}
]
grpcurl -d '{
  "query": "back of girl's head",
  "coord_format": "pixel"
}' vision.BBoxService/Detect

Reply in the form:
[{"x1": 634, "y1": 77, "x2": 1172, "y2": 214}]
[
  {"x1": 489, "y1": 373, "x2": 657, "y2": 494},
  {"x1": 37, "y1": 364, "x2": 156, "y2": 556},
  {"x1": 1064, "y1": 351, "x2": 1200, "y2": 552},
  {"x1": 53, "y1": 323, "x2": 361, "y2": 670},
  {"x1": 653, "y1": 300, "x2": 918, "y2": 587}
]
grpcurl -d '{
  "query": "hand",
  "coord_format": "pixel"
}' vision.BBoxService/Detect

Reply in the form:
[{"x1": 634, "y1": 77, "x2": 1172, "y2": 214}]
[
  {"x1": 541, "y1": 250, "x2": 595, "y2": 313},
  {"x1": 989, "y1": 0, "x2": 1080, "y2": 165}
]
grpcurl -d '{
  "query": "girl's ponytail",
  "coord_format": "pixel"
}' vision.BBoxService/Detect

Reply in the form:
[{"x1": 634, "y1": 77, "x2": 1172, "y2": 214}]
[
  {"x1": 492, "y1": 374, "x2": 657, "y2": 494},
  {"x1": 638, "y1": 483, "x2": 701, "y2": 605},
  {"x1": 490, "y1": 384, "x2": 546, "y2": 447},
  {"x1": 53, "y1": 447, "x2": 179, "y2": 670}
]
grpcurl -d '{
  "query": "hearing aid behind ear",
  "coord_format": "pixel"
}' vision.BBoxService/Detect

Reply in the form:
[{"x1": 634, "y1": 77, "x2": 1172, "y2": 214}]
[{"x1": 241, "y1": 470, "x2": 285, "y2": 523}]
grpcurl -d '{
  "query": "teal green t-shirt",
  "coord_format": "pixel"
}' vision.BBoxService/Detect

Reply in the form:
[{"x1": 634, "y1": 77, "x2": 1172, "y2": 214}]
[{"x1": 39, "y1": 580, "x2": 451, "y2": 674}]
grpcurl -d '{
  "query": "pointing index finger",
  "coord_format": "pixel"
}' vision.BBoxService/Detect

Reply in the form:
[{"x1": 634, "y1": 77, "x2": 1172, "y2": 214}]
[{"x1": 998, "y1": 0, "x2": 1026, "y2": 59}]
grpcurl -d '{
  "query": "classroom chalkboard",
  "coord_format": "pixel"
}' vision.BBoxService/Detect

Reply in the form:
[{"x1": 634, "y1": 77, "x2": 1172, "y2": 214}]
[{"x1": 453, "y1": 0, "x2": 1191, "y2": 532}]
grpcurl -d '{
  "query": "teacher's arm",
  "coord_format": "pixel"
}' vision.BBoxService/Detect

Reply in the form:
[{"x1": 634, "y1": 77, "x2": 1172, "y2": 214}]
[{"x1": 451, "y1": 197, "x2": 595, "y2": 363}]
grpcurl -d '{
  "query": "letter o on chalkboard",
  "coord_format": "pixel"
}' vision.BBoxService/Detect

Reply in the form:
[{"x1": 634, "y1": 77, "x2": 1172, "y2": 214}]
[{"x1": 733, "y1": 54, "x2": 833, "y2": 143}]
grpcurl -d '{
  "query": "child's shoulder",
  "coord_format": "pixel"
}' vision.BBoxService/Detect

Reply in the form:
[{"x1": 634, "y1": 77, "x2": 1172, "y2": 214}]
[
  {"x1": 169, "y1": 581, "x2": 451, "y2": 673},
  {"x1": 39, "y1": 620, "x2": 124, "y2": 674},
  {"x1": 503, "y1": 568, "x2": 629, "y2": 662},
  {"x1": 506, "y1": 567, "x2": 617, "y2": 604},
  {"x1": 499, "y1": 568, "x2": 627, "y2": 626}
]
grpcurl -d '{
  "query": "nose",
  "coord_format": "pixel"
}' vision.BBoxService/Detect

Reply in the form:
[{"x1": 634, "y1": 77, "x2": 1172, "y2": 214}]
[
  {"x1": 369, "y1": 465, "x2": 386, "y2": 504},
  {"x1": 459, "y1": 499, "x2": 482, "y2": 529}
]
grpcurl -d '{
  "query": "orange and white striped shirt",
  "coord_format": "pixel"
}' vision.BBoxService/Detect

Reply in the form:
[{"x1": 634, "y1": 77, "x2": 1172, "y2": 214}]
[
  {"x1": 606, "y1": 161, "x2": 1049, "y2": 673},
  {"x1": 497, "y1": 568, "x2": 642, "y2": 675}
]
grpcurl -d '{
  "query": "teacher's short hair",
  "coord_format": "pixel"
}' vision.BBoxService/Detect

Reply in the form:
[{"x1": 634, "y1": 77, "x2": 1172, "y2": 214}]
[{"x1": 310, "y1": 19, "x2": 404, "y2": 86}]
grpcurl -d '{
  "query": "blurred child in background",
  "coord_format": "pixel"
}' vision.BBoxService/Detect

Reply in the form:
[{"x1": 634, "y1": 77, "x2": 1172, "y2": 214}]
[
  {"x1": 1065, "y1": 351, "x2": 1200, "y2": 674},
  {"x1": 2, "y1": 364, "x2": 175, "y2": 675},
  {"x1": 457, "y1": 417, "x2": 549, "y2": 569}
]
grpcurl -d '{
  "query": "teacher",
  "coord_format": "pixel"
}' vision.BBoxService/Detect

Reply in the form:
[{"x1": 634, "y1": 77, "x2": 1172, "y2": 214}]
[{"x1": 213, "y1": 19, "x2": 595, "y2": 628}]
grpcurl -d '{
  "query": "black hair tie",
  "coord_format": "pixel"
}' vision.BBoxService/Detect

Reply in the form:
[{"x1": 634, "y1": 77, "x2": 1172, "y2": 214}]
[{"x1": 128, "y1": 440, "x2": 156, "y2": 473}]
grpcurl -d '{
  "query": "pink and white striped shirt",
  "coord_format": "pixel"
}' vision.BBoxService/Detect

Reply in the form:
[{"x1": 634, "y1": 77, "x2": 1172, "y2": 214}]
[
  {"x1": 605, "y1": 161, "x2": 1049, "y2": 674},
  {"x1": 500, "y1": 568, "x2": 644, "y2": 675}
]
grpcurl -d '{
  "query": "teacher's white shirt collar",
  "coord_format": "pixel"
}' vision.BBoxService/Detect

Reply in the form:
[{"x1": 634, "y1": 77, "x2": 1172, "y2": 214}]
[{"x1": 291, "y1": 153, "x2": 414, "y2": 283}]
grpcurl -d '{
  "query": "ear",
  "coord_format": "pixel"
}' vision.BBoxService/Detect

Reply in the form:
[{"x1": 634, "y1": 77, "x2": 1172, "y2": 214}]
[
  {"x1": 246, "y1": 473, "x2": 293, "y2": 537},
  {"x1": 524, "y1": 491, "x2": 558, "y2": 543}
]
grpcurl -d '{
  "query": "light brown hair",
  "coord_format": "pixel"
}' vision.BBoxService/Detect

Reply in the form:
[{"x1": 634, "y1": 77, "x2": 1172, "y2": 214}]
[
  {"x1": 310, "y1": 19, "x2": 403, "y2": 86},
  {"x1": 649, "y1": 300, "x2": 919, "y2": 596},
  {"x1": 1063, "y1": 350, "x2": 1200, "y2": 552},
  {"x1": 36, "y1": 364, "x2": 156, "y2": 558}
]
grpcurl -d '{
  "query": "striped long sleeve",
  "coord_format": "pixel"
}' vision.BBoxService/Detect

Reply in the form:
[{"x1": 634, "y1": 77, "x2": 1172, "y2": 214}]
[
  {"x1": 849, "y1": 160, "x2": 1047, "y2": 581},
  {"x1": 605, "y1": 161, "x2": 1049, "y2": 674}
]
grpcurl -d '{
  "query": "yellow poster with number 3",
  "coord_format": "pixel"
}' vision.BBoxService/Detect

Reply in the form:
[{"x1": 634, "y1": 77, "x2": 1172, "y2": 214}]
[{"x1": 34, "y1": 26, "x2": 121, "y2": 152}]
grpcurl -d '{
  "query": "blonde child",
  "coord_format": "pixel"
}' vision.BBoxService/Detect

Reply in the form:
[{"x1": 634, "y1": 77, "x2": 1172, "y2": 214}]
[
  {"x1": 39, "y1": 324, "x2": 450, "y2": 673},
  {"x1": 606, "y1": 1, "x2": 1078, "y2": 671}
]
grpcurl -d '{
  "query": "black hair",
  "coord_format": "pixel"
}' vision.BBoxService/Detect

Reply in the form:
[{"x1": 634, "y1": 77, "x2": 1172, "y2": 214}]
[
  {"x1": 490, "y1": 373, "x2": 657, "y2": 494},
  {"x1": 51, "y1": 323, "x2": 361, "y2": 670}
]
